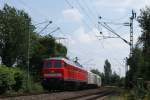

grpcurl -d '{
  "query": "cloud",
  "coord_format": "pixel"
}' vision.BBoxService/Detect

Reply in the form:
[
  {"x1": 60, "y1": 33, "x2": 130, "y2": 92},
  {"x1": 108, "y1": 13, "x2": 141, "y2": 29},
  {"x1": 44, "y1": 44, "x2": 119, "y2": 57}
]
[
  {"x1": 66, "y1": 26, "x2": 128, "y2": 76},
  {"x1": 62, "y1": 8, "x2": 83, "y2": 22},
  {"x1": 77, "y1": 28, "x2": 93, "y2": 44},
  {"x1": 73, "y1": 27, "x2": 99, "y2": 44}
]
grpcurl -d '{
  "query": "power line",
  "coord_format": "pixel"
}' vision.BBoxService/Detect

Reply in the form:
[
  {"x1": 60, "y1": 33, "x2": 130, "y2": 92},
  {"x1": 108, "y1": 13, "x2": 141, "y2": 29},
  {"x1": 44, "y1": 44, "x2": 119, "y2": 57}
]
[
  {"x1": 48, "y1": 27, "x2": 60, "y2": 35},
  {"x1": 66, "y1": 0, "x2": 129, "y2": 72},
  {"x1": 34, "y1": 20, "x2": 50, "y2": 26},
  {"x1": 96, "y1": 36, "x2": 119, "y2": 40},
  {"x1": 64, "y1": 0, "x2": 101, "y2": 35},
  {"x1": 100, "y1": 13, "x2": 129, "y2": 22},
  {"x1": 79, "y1": 0, "x2": 103, "y2": 34},
  {"x1": 87, "y1": 0, "x2": 100, "y2": 18},
  {"x1": 74, "y1": 0, "x2": 96, "y2": 27},
  {"x1": 65, "y1": 0, "x2": 104, "y2": 47},
  {"x1": 64, "y1": 0, "x2": 94, "y2": 31},
  {"x1": 100, "y1": 21, "x2": 126, "y2": 26},
  {"x1": 81, "y1": 0, "x2": 98, "y2": 20},
  {"x1": 97, "y1": 21, "x2": 130, "y2": 69},
  {"x1": 98, "y1": 21, "x2": 131, "y2": 45},
  {"x1": 38, "y1": 21, "x2": 52, "y2": 34},
  {"x1": 18, "y1": 0, "x2": 67, "y2": 37},
  {"x1": 17, "y1": 0, "x2": 127, "y2": 71},
  {"x1": 18, "y1": 0, "x2": 51, "y2": 20},
  {"x1": 63, "y1": 0, "x2": 116, "y2": 64},
  {"x1": 65, "y1": 0, "x2": 74, "y2": 8}
]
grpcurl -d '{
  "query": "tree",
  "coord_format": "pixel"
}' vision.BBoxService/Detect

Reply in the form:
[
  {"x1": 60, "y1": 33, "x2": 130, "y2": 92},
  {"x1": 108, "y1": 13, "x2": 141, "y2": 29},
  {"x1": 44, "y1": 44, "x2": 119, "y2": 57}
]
[
  {"x1": 138, "y1": 7, "x2": 150, "y2": 80},
  {"x1": 0, "y1": 4, "x2": 68, "y2": 81},
  {"x1": 29, "y1": 35, "x2": 67, "y2": 80},
  {"x1": 0, "y1": 4, "x2": 68, "y2": 93},
  {"x1": 0, "y1": 4, "x2": 35, "y2": 67},
  {"x1": 111, "y1": 72, "x2": 120, "y2": 86},
  {"x1": 91, "y1": 64, "x2": 121, "y2": 86},
  {"x1": 104, "y1": 59, "x2": 112, "y2": 85},
  {"x1": 126, "y1": 6, "x2": 150, "y2": 88}
]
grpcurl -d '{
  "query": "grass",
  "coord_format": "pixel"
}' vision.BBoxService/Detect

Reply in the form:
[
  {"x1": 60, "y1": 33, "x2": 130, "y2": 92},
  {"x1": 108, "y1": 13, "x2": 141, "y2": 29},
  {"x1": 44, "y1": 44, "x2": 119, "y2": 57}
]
[{"x1": 107, "y1": 87, "x2": 150, "y2": 100}]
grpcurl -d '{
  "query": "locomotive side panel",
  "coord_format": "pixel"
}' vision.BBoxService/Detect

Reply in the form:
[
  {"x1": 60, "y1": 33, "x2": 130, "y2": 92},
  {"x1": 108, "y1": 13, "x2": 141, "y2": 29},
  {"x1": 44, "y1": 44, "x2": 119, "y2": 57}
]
[
  {"x1": 63, "y1": 61, "x2": 87, "y2": 83},
  {"x1": 41, "y1": 57, "x2": 100, "y2": 90}
]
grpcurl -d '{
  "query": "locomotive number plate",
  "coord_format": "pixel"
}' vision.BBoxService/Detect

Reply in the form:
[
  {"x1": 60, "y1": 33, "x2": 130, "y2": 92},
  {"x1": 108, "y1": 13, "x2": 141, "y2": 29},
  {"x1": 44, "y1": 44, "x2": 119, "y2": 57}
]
[{"x1": 44, "y1": 73, "x2": 62, "y2": 77}]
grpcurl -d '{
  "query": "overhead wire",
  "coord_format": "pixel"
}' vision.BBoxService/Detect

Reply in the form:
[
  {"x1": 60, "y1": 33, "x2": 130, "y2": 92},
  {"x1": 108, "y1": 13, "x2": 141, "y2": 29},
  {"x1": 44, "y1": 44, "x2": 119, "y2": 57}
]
[
  {"x1": 80, "y1": 0, "x2": 98, "y2": 21},
  {"x1": 17, "y1": 0, "x2": 75, "y2": 58},
  {"x1": 6, "y1": 0, "x2": 89, "y2": 65},
  {"x1": 101, "y1": 33, "x2": 129, "y2": 66},
  {"x1": 64, "y1": 0, "x2": 123, "y2": 66},
  {"x1": 18, "y1": 0, "x2": 51, "y2": 21},
  {"x1": 64, "y1": 0, "x2": 106, "y2": 61},
  {"x1": 18, "y1": 0, "x2": 67, "y2": 37},
  {"x1": 87, "y1": 0, "x2": 100, "y2": 19},
  {"x1": 75, "y1": 0, "x2": 108, "y2": 50},
  {"x1": 64, "y1": 0, "x2": 98, "y2": 39},
  {"x1": 97, "y1": 21, "x2": 129, "y2": 70},
  {"x1": 74, "y1": 0, "x2": 96, "y2": 28},
  {"x1": 65, "y1": 0, "x2": 128, "y2": 70},
  {"x1": 67, "y1": 0, "x2": 105, "y2": 50},
  {"x1": 100, "y1": 13, "x2": 129, "y2": 22},
  {"x1": 65, "y1": 0, "x2": 74, "y2": 8},
  {"x1": 34, "y1": 20, "x2": 50, "y2": 26},
  {"x1": 17, "y1": 0, "x2": 126, "y2": 70},
  {"x1": 38, "y1": 21, "x2": 52, "y2": 34},
  {"x1": 81, "y1": 0, "x2": 128, "y2": 71}
]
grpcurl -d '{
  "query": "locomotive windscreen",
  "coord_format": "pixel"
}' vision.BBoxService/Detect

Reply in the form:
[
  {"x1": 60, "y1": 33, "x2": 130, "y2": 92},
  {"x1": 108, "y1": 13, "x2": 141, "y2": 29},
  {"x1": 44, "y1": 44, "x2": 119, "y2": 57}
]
[
  {"x1": 54, "y1": 61, "x2": 62, "y2": 68},
  {"x1": 44, "y1": 60, "x2": 62, "y2": 68},
  {"x1": 44, "y1": 61, "x2": 52, "y2": 68}
]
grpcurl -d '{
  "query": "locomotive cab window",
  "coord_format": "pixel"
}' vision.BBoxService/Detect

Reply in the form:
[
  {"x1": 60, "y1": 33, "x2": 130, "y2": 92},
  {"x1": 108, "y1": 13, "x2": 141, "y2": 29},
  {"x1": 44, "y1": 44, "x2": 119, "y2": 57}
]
[
  {"x1": 44, "y1": 61, "x2": 52, "y2": 68},
  {"x1": 54, "y1": 61, "x2": 62, "y2": 68}
]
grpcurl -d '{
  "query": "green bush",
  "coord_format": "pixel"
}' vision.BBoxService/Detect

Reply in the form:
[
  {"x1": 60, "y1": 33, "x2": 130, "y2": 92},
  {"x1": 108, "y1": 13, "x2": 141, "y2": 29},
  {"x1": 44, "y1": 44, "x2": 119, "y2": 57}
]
[
  {"x1": 0, "y1": 65, "x2": 44, "y2": 95},
  {"x1": 12, "y1": 69, "x2": 24, "y2": 92},
  {"x1": 0, "y1": 65, "x2": 15, "y2": 94},
  {"x1": 0, "y1": 65, "x2": 25, "y2": 94}
]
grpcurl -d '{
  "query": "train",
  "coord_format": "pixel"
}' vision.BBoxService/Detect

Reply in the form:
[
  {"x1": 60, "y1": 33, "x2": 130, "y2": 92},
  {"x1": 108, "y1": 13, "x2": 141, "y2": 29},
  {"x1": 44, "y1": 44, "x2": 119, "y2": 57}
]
[{"x1": 41, "y1": 57, "x2": 102, "y2": 90}]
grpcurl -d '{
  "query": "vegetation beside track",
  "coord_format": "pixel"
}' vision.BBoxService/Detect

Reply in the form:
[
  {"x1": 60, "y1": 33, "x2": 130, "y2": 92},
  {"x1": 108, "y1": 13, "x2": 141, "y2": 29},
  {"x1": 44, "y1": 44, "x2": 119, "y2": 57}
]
[
  {"x1": 0, "y1": 65, "x2": 44, "y2": 96},
  {"x1": 107, "y1": 88, "x2": 150, "y2": 100},
  {"x1": 0, "y1": 4, "x2": 67, "y2": 95}
]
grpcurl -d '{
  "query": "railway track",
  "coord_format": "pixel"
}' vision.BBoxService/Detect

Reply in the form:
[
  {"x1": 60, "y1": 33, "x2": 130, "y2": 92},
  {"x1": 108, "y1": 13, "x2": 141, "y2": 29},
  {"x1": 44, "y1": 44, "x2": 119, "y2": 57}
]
[
  {"x1": 0, "y1": 90, "x2": 62, "y2": 99},
  {"x1": 63, "y1": 89, "x2": 115, "y2": 100},
  {"x1": 0, "y1": 87, "x2": 117, "y2": 100}
]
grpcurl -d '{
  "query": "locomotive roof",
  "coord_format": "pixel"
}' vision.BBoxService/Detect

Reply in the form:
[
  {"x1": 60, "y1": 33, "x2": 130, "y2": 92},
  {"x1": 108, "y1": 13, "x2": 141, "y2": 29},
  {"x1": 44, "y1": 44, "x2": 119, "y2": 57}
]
[{"x1": 45, "y1": 57, "x2": 85, "y2": 70}]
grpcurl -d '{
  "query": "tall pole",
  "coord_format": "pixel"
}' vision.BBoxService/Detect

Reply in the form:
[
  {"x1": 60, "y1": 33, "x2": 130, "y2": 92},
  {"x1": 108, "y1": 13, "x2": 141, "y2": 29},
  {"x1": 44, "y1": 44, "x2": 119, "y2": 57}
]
[
  {"x1": 27, "y1": 22, "x2": 30, "y2": 89},
  {"x1": 126, "y1": 10, "x2": 136, "y2": 72},
  {"x1": 98, "y1": 10, "x2": 136, "y2": 75},
  {"x1": 129, "y1": 10, "x2": 136, "y2": 57},
  {"x1": 130, "y1": 17, "x2": 133, "y2": 57}
]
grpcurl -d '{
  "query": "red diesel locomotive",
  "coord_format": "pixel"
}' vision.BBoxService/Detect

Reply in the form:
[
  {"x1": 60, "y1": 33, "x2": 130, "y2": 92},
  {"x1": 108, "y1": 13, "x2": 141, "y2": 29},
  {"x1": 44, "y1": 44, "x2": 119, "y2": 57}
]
[{"x1": 41, "y1": 57, "x2": 88, "y2": 90}]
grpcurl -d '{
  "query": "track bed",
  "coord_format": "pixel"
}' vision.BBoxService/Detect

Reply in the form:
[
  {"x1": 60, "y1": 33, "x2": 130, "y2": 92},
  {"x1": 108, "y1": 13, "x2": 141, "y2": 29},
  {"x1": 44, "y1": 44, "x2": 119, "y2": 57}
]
[{"x1": 0, "y1": 87, "x2": 117, "y2": 100}]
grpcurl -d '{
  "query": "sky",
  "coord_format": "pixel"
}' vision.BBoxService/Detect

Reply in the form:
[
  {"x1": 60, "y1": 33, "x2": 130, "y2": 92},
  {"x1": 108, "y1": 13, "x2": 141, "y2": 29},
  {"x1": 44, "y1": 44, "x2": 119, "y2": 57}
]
[{"x1": 0, "y1": 0, "x2": 150, "y2": 76}]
